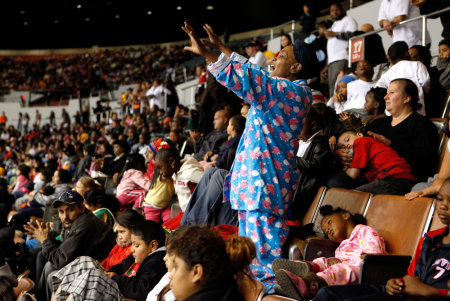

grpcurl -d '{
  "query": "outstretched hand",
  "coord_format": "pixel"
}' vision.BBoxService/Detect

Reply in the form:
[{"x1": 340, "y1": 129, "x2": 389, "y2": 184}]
[
  {"x1": 182, "y1": 21, "x2": 219, "y2": 63},
  {"x1": 202, "y1": 24, "x2": 223, "y2": 50},
  {"x1": 182, "y1": 21, "x2": 207, "y2": 56}
]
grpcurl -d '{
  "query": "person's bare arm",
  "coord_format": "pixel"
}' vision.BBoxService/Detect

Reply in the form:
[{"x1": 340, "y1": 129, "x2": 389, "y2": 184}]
[
  {"x1": 203, "y1": 24, "x2": 233, "y2": 58},
  {"x1": 392, "y1": 15, "x2": 406, "y2": 24},
  {"x1": 346, "y1": 167, "x2": 361, "y2": 179}
]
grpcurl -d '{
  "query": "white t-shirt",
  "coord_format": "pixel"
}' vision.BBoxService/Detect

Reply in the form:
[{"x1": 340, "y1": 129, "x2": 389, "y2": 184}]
[
  {"x1": 344, "y1": 80, "x2": 375, "y2": 111},
  {"x1": 146, "y1": 85, "x2": 171, "y2": 110},
  {"x1": 249, "y1": 51, "x2": 268, "y2": 70},
  {"x1": 146, "y1": 272, "x2": 175, "y2": 301},
  {"x1": 327, "y1": 97, "x2": 346, "y2": 114},
  {"x1": 375, "y1": 60, "x2": 429, "y2": 116},
  {"x1": 327, "y1": 16, "x2": 358, "y2": 64},
  {"x1": 378, "y1": 0, "x2": 430, "y2": 47}
]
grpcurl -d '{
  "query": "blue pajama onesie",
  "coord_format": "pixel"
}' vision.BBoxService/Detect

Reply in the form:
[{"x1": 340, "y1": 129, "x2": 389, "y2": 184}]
[{"x1": 209, "y1": 52, "x2": 312, "y2": 288}]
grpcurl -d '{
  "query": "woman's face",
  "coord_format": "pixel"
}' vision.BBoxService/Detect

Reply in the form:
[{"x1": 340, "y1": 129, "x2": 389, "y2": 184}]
[
  {"x1": 169, "y1": 255, "x2": 200, "y2": 301},
  {"x1": 439, "y1": 44, "x2": 450, "y2": 58},
  {"x1": 384, "y1": 81, "x2": 409, "y2": 115},
  {"x1": 75, "y1": 181, "x2": 88, "y2": 196},
  {"x1": 52, "y1": 170, "x2": 60, "y2": 185},
  {"x1": 116, "y1": 224, "x2": 132, "y2": 246},
  {"x1": 281, "y1": 35, "x2": 291, "y2": 48}
]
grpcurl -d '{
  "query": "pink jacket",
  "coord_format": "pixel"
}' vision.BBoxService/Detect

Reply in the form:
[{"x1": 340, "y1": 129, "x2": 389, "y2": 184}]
[{"x1": 116, "y1": 169, "x2": 151, "y2": 196}]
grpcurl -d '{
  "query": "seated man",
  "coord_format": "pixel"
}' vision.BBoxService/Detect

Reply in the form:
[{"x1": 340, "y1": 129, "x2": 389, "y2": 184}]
[
  {"x1": 192, "y1": 109, "x2": 230, "y2": 161},
  {"x1": 375, "y1": 41, "x2": 429, "y2": 116},
  {"x1": 24, "y1": 190, "x2": 116, "y2": 300}
]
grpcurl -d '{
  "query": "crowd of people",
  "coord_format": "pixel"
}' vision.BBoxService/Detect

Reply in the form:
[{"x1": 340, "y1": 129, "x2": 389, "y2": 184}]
[
  {"x1": 0, "y1": 45, "x2": 197, "y2": 97},
  {"x1": 0, "y1": 0, "x2": 449, "y2": 300}
]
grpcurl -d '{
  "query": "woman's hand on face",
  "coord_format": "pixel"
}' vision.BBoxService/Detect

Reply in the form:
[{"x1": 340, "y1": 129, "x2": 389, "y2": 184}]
[
  {"x1": 332, "y1": 94, "x2": 345, "y2": 103},
  {"x1": 367, "y1": 131, "x2": 391, "y2": 146}
]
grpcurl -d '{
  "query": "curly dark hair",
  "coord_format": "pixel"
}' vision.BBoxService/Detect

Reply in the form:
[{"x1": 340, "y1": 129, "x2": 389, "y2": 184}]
[
  {"x1": 320, "y1": 205, "x2": 366, "y2": 226},
  {"x1": 167, "y1": 225, "x2": 233, "y2": 287}
]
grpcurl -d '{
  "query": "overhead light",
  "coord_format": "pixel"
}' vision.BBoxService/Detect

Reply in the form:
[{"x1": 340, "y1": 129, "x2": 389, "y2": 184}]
[
  {"x1": 24, "y1": 22, "x2": 28, "y2": 26},
  {"x1": 77, "y1": 4, "x2": 82, "y2": 9},
  {"x1": 206, "y1": 5, "x2": 214, "y2": 10},
  {"x1": 85, "y1": 17, "x2": 90, "y2": 22},
  {"x1": 147, "y1": 11, "x2": 152, "y2": 15},
  {"x1": 176, "y1": 6, "x2": 182, "y2": 10},
  {"x1": 115, "y1": 15, "x2": 120, "y2": 19},
  {"x1": 20, "y1": 10, "x2": 25, "y2": 14},
  {"x1": 54, "y1": 20, "x2": 59, "y2": 24}
]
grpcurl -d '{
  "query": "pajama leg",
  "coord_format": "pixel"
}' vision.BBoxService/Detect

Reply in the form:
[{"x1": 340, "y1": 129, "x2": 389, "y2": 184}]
[
  {"x1": 117, "y1": 190, "x2": 147, "y2": 210},
  {"x1": 238, "y1": 210, "x2": 288, "y2": 291},
  {"x1": 316, "y1": 263, "x2": 360, "y2": 285}
]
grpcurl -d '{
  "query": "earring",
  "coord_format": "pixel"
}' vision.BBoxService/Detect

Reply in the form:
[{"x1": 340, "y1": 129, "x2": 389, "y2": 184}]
[{"x1": 171, "y1": 163, "x2": 175, "y2": 168}]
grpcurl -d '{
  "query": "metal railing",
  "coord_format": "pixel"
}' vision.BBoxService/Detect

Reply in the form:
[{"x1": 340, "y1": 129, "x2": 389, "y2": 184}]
[{"x1": 347, "y1": 7, "x2": 450, "y2": 67}]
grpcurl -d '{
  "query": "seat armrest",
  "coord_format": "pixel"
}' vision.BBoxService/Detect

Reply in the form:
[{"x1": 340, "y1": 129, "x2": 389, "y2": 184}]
[
  {"x1": 359, "y1": 254, "x2": 411, "y2": 286},
  {"x1": 303, "y1": 237, "x2": 339, "y2": 261}
]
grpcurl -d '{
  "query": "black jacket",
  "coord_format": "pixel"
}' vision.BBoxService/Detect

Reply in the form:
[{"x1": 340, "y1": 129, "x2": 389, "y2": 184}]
[
  {"x1": 41, "y1": 211, "x2": 116, "y2": 269},
  {"x1": 184, "y1": 276, "x2": 244, "y2": 301},
  {"x1": 291, "y1": 134, "x2": 333, "y2": 220},
  {"x1": 111, "y1": 249, "x2": 167, "y2": 301}
]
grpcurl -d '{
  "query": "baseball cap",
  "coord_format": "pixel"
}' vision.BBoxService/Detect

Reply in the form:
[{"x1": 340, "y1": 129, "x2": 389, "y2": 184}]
[{"x1": 52, "y1": 190, "x2": 84, "y2": 208}]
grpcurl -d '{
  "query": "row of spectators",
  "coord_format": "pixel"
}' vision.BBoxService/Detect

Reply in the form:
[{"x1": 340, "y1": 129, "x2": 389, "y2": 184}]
[{"x1": 0, "y1": 45, "x2": 196, "y2": 96}]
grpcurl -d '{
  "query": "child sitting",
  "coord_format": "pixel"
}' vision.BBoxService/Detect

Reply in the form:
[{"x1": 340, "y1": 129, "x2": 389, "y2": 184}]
[
  {"x1": 107, "y1": 220, "x2": 167, "y2": 301},
  {"x1": 332, "y1": 130, "x2": 416, "y2": 195},
  {"x1": 116, "y1": 153, "x2": 151, "y2": 210},
  {"x1": 315, "y1": 177, "x2": 450, "y2": 300},
  {"x1": 101, "y1": 209, "x2": 145, "y2": 270},
  {"x1": 142, "y1": 166, "x2": 175, "y2": 223},
  {"x1": 327, "y1": 75, "x2": 356, "y2": 114},
  {"x1": 84, "y1": 190, "x2": 118, "y2": 228},
  {"x1": 274, "y1": 205, "x2": 386, "y2": 300},
  {"x1": 339, "y1": 87, "x2": 387, "y2": 132},
  {"x1": 154, "y1": 140, "x2": 204, "y2": 212},
  {"x1": 10, "y1": 164, "x2": 31, "y2": 200},
  {"x1": 49, "y1": 220, "x2": 167, "y2": 301},
  {"x1": 292, "y1": 103, "x2": 333, "y2": 220}
]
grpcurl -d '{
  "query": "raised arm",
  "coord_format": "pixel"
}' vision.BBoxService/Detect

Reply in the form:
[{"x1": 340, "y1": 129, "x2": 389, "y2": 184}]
[{"x1": 182, "y1": 22, "x2": 219, "y2": 64}]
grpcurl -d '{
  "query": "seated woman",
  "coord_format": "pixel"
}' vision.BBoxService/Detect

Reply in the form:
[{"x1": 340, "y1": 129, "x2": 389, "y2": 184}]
[
  {"x1": 406, "y1": 108, "x2": 450, "y2": 200},
  {"x1": 147, "y1": 228, "x2": 262, "y2": 301},
  {"x1": 101, "y1": 209, "x2": 145, "y2": 270},
  {"x1": 330, "y1": 78, "x2": 439, "y2": 187},
  {"x1": 164, "y1": 225, "x2": 244, "y2": 301}
]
